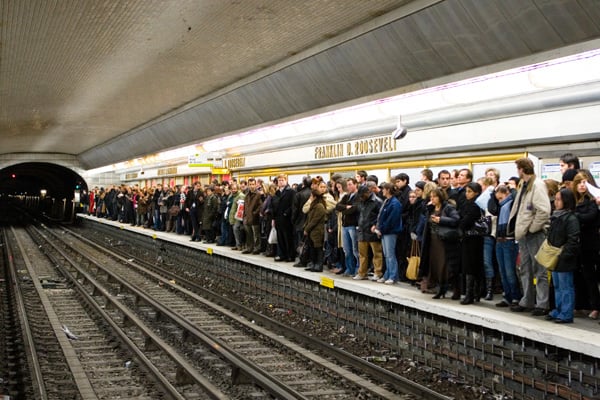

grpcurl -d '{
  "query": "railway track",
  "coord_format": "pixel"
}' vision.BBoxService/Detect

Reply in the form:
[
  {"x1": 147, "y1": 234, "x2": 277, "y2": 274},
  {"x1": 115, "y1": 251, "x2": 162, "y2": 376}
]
[
  {"x1": 1, "y1": 219, "x2": 450, "y2": 399},
  {"x1": 61, "y1": 224, "x2": 449, "y2": 400},
  {"x1": 35, "y1": 224, "x2": 406, "y2": 399}
]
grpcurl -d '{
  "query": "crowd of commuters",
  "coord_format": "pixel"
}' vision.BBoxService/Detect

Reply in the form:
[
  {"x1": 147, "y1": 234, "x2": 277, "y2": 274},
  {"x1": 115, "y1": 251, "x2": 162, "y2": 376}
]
[{"x1": 83, "y1": 153, "x2": 600, "y2": 324}]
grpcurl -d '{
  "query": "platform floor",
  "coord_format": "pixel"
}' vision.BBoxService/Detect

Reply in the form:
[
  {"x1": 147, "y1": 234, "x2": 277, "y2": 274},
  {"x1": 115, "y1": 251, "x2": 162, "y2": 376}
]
[{"x1": 78, "y1": 214, "x2": 600, "y2": 359}]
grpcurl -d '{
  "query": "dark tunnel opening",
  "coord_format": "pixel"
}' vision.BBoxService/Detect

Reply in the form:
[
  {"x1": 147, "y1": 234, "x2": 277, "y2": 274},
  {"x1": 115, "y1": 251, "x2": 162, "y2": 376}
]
[{"x1": 0, "y1": 162, "x2": 88, "y2": 221}]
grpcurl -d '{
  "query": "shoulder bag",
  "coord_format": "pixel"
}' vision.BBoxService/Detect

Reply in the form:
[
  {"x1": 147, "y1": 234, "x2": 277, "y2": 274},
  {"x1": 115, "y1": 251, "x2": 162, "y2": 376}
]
[
  {"x1": 405, "y1": 239, "x2": 420, "y2": 280},
  {"x1": 534, "y1": 239, "x2": 562, "y2": 270},
  {"x1": 437, "y1": 224, "x2": 460, "y2": 242},
  {"x1": 465, "y1": 213, "x2": 491, "y2": 236}
]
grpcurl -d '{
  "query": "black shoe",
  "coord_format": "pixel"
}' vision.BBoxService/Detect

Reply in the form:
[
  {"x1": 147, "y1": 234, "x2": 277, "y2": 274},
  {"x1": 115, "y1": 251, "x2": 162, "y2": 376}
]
[
  {"x1": 545, "y1": 314, "x2": 555, "y2": 321},
  {"x1": 495, "y1": 301, "x2": 510, "y2": 307},
  {"x1": 241, "y1": 250, "x2": 252, "y2": 254},
  {"x1": 554, "y1": 319, "x2": 573, "y2": 324},
  {"x1": 274, "y1": 257, "x2": 285, "y2": 262},
  {"x1": 510, "y1": 305, "x2": 531, "y2": 313},
  {"x1": 294, "y1": 262, "x2": 307, "y2": 268},
  {"x1": 531, "y1": 308, "x2": 549, "y2": 316}
]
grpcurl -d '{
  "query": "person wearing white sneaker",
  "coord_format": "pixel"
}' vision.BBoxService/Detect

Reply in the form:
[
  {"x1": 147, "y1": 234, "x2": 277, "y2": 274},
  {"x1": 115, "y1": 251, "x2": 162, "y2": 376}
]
[
  {"x1": 384, "y1": 279, "x2": 395, "y2": 285},
  {"x1": 353, "y1": 274, "x2": 368, "y2": 280}
]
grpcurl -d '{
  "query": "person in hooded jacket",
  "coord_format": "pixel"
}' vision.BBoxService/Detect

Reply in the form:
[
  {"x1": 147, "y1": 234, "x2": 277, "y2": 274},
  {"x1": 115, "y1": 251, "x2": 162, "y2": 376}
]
[{"x1": 545, "y1": 188, "x2": 580, "y2": 323}]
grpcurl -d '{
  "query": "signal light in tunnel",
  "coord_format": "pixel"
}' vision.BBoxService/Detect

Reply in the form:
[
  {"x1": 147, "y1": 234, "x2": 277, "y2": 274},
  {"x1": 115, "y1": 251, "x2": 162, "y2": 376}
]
[{"x1": 11, "y1": 174, "x2": 16, "y2": 178}]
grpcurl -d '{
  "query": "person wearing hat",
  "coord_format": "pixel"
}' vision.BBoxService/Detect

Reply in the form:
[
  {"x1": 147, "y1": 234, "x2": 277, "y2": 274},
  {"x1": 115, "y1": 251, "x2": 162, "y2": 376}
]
[{"x1": 561, "y1": 168, "x2": 578, "y2": 189}]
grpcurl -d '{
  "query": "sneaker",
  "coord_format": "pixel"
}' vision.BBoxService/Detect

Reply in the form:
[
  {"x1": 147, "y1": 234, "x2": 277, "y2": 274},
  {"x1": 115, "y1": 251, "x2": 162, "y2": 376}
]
[
  {"x1": 369, "y1": 275, "x2": 383, "y2": 281},
  {"x1": 376, "y1": 277, "x2": 386, "y2": 283},
  {"x1": 353, "y1": 275, "x2": 367, "y2": 280},
  {"x1": 384, "y1": 279, "x2": 395, "y2": 285}
]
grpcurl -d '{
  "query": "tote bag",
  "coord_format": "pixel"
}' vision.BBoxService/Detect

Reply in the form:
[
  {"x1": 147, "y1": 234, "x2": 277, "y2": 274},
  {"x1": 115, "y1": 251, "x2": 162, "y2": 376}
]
[
  {"x1": 234, "y1": 200, "x2": 245, "y2": 221},
  {"x1": 406, "y1": 239, "x2": 421, "y2": 280},
  {"x1": 268, "y1": 227, "x2": 278, "y2": 244},
  {"x1": 534, "y1": 239, "x2": 562, "y2": 270}
]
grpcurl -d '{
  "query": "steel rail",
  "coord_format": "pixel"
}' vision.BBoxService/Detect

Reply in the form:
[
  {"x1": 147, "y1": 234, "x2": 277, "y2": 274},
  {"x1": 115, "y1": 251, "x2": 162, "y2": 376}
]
[
  {"x1": 29, "y1": 225, "x2": 227, "y2": 400},
  {"x1": 63, "y1": 224, "x2": 451, "y2": 400},
  {"x1": 3, "y1": 228, "x2": 48, "y2": 400},
  {"x1": 39, "y1": 225, "x2": 310, "y2": 400}
]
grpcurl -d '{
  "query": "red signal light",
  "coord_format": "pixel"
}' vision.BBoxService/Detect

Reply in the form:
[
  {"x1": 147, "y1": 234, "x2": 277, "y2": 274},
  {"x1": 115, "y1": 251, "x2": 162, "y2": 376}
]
[{"x1": 11, "y1": 174, "x2": 16, "y2": 178}]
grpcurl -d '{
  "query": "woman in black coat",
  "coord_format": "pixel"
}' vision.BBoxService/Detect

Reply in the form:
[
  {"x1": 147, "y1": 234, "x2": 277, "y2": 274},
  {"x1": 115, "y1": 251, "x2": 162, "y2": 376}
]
[
  {"x1": 459, "y1": 182, "x2": 485, "y2": 305},
  {"x1": 420, "y1": 188, "x2": 460, "y2": 298},
  {"x1": 572, "y1": 172, "x2": 599, "y2": 318},
  {"x1": 546, "y1": 188, "x2": 580, "y2": 323}
]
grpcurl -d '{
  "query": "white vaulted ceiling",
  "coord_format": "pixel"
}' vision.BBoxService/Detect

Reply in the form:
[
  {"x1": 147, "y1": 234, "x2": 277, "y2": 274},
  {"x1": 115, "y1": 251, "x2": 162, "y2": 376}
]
[{"x1": 1, "y1": 0, "x2": 600, "y2": 169}]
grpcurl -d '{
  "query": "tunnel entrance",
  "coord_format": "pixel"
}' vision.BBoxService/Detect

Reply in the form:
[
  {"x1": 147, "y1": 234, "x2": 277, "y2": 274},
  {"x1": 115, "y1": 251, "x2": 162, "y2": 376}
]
[{"x1": 0, "y1": 162, "x2": 87, "y2": 221}]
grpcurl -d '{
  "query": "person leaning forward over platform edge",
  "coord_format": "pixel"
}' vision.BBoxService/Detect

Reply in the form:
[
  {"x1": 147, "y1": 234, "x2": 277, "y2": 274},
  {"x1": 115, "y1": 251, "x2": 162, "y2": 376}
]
[{"x1": 508, "y1": 157, "x2": 551, "y2": 316}]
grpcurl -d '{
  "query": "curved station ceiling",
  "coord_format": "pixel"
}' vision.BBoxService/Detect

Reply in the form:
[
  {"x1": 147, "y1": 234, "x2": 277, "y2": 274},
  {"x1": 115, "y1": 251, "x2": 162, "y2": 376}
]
[{"x1": 1, "y1": 0, "x2": 600, "y2": 169}]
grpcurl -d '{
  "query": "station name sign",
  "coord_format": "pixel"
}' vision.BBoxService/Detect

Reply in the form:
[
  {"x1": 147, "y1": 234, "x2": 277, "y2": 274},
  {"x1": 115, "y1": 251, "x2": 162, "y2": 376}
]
[{"x1": 314, "y1": 135, "x2": 397, "y2": 160}]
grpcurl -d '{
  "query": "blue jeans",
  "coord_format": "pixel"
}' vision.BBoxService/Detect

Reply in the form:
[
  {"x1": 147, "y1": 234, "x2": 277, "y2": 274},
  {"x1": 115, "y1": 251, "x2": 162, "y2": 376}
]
[
  {"x1": 341, "y1": 226, "x2": 359, "y2": 276},
  {"x1": 495, "y1": 239, "x2": 521, "y2": 303},
  {"x1": 219, "y1": 219, "x2": 232, "y2": 245},
  {"x1": 483, "y1": 236, "x2": 495, "y2": 279},
  {"x1": 381, "y1": 234, "x2": 399, "y2": 282},
  {"x1": 550, "y1": 271, "x2": 574, "y2": 321}
]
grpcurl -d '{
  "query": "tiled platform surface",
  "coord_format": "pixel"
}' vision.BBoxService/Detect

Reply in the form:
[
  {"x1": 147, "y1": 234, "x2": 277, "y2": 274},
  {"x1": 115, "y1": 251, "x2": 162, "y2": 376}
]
[{"x1": 78, "y1": 214, "x2": 600, "y2": 359}]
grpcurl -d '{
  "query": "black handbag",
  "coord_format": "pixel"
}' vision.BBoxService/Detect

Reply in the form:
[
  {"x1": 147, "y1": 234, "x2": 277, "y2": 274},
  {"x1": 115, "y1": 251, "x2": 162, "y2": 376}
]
[
  {"x1": 437, "y1": 224, "x2": 460, "y2": 241},
  {"x1": 465, "y1": 213, "x2": 491, "y2": 236},
  {"x1": 297, "y1": 239, "x2": 310, "y2": 263}
]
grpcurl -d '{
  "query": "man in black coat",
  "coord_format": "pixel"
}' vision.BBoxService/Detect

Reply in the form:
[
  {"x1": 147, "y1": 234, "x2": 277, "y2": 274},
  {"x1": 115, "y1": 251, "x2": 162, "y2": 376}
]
[
  {"x1": 292, "y1": 176, "x2": 312, "y2": 267},
  {"x1": 273, "y1": 174, "x2": 296, "y2": 262}
]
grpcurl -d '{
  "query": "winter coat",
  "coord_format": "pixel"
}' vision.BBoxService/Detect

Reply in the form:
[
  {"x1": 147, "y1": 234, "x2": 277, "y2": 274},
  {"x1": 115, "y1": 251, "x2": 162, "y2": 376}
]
[
  {"x1": 243, "y1": 190, "x2": 263, "y2": 225},
  {"x1": 357, "y1": 193, "x2": 383, "y2": 242},
  {"x1": 376, "y1": 196, "x2": 403, "y2": 235},
  {"x1": 419, "y1": 201, "x2": 460, "y2": 278},
  {"x1": 547, "y1": 210, "x2": 580, "y2": 272},
  {"x1": 304, "y1": 199, "x2": 327, "y2": 247},
  {"x1": 202, "y1": 193, "x2": 219, "y2": 228},
  {"x1": 335, "y1": 192, "x2": 359, "y2": 227},
  {"x1": 228, "y1": 191, "x2": 245, "y2": 225},
  {"x1": 508, "y1": 175, "x2": 551, "y2": 241},
  {"x1": 575, "y1": 196, "x2": 600, "y2": 254}
]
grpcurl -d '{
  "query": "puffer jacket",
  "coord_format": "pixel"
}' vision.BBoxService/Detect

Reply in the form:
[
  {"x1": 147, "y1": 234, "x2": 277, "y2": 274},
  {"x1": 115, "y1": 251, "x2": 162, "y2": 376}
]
[
  {"x1": 546, "y1": 210, "x2": 580, "y2": 272},
  {"x1": 508, "y1": 175, "x2": 551, "y2": 241}
]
